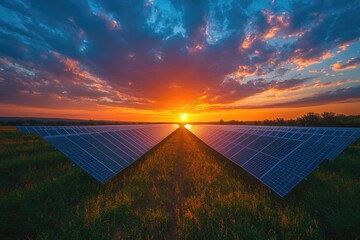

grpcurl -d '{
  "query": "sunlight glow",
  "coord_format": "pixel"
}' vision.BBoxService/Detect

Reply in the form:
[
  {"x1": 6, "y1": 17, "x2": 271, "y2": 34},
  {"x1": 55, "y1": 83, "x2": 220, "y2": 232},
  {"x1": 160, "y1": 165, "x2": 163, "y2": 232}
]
[{"x1": 181, "y1": 114, "x2": 188, "y2": 121}]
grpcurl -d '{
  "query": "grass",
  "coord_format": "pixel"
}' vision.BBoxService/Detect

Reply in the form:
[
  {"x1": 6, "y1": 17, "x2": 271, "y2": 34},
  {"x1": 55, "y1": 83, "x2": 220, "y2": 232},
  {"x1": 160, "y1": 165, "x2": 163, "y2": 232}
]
[{"x1": 0, "y1": 126, "x2": 359, "y2": 239}]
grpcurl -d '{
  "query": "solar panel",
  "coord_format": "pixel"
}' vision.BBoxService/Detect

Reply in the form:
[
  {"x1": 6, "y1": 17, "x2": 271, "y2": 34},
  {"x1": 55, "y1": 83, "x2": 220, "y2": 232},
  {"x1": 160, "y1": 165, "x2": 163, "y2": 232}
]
[
  {"x1": 187, "y1": 124, "x2": 360, "y2": 197},
  {"x1": 17, "y1": 124, "x2": 179, "y2": 183}
]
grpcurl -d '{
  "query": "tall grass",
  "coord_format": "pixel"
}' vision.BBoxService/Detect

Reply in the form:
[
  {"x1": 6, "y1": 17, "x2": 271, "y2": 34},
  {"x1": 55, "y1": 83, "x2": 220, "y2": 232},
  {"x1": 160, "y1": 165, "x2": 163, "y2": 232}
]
[{"x1": 0, "y1": 126, "x2": 359, "y2": 239}]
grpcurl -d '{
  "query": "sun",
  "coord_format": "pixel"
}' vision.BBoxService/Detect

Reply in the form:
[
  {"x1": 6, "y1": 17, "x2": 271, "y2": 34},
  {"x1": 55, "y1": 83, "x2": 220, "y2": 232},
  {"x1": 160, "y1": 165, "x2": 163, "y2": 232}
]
[{"x1": 181, "y1": 114, "x2": 188, "y2": 121}]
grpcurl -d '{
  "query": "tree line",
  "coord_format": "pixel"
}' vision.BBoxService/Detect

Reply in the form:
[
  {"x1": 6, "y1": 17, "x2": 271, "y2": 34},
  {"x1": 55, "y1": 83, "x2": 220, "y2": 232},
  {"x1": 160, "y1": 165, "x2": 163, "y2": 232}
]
[
  {"x1": 1, "y1": 112, "x2": 359, "y2": 127},
  {"x1": 219, "y1": 112, "x2": 360, "y2": 127}
]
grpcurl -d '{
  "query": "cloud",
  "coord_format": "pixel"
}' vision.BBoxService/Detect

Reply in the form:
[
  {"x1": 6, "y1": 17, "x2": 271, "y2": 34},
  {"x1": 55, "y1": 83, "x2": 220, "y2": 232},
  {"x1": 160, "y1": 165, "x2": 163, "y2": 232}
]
[
  {"x1": 271, "y1": 78, "x2": 310, "y2": 91},
  {"x1": 283, "y1": 1, "x2": 360, "y2": 68},
  {"x1": 313, "y1": 79, "x2": 360, "y2": 88},
  {"x1": 0, "y1": 0, "x2": 359, "y2": 114},
  {"x1": 197, "y1": 77, "x2": 312, "y2": 105},
  {"x1": 332, "y1": 57, "x2": 360, "y2": 71},
  {"x1": 222, "y1": 86, "x2": 360, "y2": 109},
  {"x1": 268, "y1": 86, "x2": 360, "y2": 108}
]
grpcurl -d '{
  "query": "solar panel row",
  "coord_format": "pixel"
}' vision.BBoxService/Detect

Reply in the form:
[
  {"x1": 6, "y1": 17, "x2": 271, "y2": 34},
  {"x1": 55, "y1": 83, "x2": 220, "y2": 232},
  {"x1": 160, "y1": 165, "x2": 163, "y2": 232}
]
[
  {"x1": 17, "y1": 125, "x2": 160, "y2": 136},
  {"x1": 17, "y1": 124, "x2": 179, "y2": 183},
  {"x1": 187, "y1": 125, "x2": 360, "y2": 197}
]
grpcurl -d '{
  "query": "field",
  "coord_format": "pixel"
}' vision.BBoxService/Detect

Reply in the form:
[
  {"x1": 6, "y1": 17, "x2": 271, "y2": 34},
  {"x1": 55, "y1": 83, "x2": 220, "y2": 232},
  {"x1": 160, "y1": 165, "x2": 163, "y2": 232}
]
[{"x1": 1, "y1": 126, "x2": 360, "y2": 239}]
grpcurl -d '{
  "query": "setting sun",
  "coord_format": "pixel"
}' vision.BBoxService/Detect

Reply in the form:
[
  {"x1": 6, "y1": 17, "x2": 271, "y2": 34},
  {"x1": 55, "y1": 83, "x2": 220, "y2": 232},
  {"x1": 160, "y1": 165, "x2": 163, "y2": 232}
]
[{"x1": 181, "y1": 114, "x2": 188, "y2": 121}]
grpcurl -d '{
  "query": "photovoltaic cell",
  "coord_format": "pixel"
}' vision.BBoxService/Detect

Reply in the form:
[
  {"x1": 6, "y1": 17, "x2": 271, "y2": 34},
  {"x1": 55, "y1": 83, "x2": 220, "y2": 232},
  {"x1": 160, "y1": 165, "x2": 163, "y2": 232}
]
[
  {"x1": 17, "y1": 124, "x2": 179, "y2": 183},
  {"x1": 187, "y1": 124, "x2": 360, "y2": 197}
]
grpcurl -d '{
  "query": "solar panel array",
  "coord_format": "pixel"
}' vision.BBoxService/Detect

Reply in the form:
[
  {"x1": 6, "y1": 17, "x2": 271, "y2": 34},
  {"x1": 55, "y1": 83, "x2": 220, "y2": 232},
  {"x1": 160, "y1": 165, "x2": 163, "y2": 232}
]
[
  {"x1": 17, "y1": 124, "x2": 360, "y2": 196},
  {"x1": 187, "y1": 125, "x2": 360, "y2": 197},
  {"x1": 17, "y1": 125, "x2": 179, "y2": 183}
]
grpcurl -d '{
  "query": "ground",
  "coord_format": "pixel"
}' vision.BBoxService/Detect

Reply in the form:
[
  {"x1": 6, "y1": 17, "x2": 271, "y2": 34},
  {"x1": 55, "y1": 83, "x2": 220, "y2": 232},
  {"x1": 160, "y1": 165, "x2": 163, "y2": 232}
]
[{"x1": 0, "y1": 126, "x2": 359, "y2": 239}]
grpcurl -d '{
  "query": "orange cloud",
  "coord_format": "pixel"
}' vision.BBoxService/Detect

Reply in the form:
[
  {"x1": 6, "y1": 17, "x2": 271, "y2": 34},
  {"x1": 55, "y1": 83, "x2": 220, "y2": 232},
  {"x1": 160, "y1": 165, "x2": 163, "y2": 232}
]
[
  {"x1": 291, "y1": 50, "x2": 334, "y2": 68},
  {"x1": 313, "y1": 79, "x2": 360, "y2": 88},
  {"x1": 339, "y1": 43, "x2": 349, "y2": 51},
  {"x1": 227, "y1": 65, "x2": 263, "y2": 79},
  {"x1": 53, "y1": 52, "x2": 112, "y2": 93},
  {"x1": 332, "y1": 57, "x2": 360, "y2": 71},
  {"x1": 240, "y1": 34, "x2": 255, "y2": 49},
  {"x1": 187, "y1": 44, "x2": 205, "y2": 53},
  {"x1": 264, "y1": 26, "x2": 280, "y2": 39},
  {"x1": 262, "y1": 11, "x2": 290, "y2": 39}
]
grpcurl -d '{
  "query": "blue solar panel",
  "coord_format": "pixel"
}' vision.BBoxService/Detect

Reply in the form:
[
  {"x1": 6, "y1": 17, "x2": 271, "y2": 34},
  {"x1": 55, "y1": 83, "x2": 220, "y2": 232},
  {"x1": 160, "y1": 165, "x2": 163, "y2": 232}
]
[
  {"x1": 17, "y1": 124, "x2": 179, "y2": 183},
  {"x1": 232, "y1": 148, "x2": 257, "y2": 165},
  {"x1": 187, "y1": 124, "x2": 360, "y2": 197},
  {"x1": 243, "y1": 153, "x2": 280, "y2": 177}
]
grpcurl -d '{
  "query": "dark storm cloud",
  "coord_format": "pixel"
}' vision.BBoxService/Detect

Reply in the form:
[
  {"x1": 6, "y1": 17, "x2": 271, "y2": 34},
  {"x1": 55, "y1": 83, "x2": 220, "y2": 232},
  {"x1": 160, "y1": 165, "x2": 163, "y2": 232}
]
[{"x1": 0, "y1": 0, "x2": 359, "y2": 111}]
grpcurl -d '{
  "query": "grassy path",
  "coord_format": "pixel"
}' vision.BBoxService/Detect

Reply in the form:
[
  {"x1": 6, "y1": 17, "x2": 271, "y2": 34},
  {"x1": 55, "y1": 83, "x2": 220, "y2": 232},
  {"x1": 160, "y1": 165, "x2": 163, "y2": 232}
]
[{"x1": 1, "y1": 126, "x2": 359, "y2": 239}]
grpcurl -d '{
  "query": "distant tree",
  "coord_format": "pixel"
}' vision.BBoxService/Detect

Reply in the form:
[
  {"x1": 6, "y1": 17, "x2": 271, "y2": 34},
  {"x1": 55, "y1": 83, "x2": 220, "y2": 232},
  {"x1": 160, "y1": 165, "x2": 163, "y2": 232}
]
[
  {"x1": 321, "y1": 112, "x2": 336, "y2": 119},
  {"x1": 287, "y1": 119, "x2": 296, "y2": 126},
  {"x1": 335, "y1": 114, "x2": 347, "y2": 122},
  {"x1": 297, "y1": 112, "x2": 321, "y2": 126},
  {"x1": 219, "y1": 119, "x2": 224, "y2": 124},
  {"x1": 275, "y1": 118, "x2": 285, "y2": 126},
  {"x1": 254, "y1": 121, "x2": 262, "y2": 125},
  {"x1": 229, "y1": 120, "x2": 239, "y2": 124},
  {"x1": 263, "y1": 119, "x2": 272, "y2": 126},
  {"x1": 321, "y1": 112, "x2": 336, "y2": 126}
]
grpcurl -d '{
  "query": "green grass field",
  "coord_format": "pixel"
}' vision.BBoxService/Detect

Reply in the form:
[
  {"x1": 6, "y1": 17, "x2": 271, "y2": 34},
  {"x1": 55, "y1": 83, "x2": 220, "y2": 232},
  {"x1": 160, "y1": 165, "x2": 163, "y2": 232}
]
[{"x1": 1, "y1": 126, "x2": 359, "y2": 239}]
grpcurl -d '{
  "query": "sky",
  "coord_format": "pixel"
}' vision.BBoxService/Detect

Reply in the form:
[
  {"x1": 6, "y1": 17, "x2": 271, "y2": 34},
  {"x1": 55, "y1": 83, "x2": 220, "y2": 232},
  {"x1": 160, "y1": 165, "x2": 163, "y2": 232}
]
[{"x1": 0, "y1": 0, "x2": 359, "y2": 122}]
